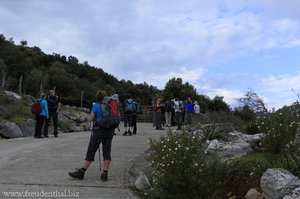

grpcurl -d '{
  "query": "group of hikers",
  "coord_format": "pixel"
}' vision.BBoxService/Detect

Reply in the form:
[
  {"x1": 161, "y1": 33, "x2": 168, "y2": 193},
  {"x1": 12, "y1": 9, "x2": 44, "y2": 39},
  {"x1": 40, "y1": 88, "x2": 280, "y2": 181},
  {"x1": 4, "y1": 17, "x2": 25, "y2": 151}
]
[
  {"x1": 33, "y1": 88, "x2": 200, "y2": 182},
  {"x1": 33, "y1": 89, "x2": 61, "y2": 139},
  {"x1": 153, "y1": 97, "x2": 201, "y2": 131}
]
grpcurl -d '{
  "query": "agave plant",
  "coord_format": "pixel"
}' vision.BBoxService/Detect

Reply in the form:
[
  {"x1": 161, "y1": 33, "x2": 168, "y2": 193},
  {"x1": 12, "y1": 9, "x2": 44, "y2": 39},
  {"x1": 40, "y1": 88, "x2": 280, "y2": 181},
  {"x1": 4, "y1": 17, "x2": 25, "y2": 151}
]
[{"x1": 198, "y1": 124, "x2": 229, "y2": 141}]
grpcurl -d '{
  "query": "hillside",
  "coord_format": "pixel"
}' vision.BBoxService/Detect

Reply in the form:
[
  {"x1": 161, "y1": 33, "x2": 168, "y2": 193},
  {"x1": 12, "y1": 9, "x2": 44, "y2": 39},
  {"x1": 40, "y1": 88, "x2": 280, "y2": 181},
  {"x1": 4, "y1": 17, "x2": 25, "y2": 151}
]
[{"x1": 0, "y1": 34, "x2": 159, "y2": 106}]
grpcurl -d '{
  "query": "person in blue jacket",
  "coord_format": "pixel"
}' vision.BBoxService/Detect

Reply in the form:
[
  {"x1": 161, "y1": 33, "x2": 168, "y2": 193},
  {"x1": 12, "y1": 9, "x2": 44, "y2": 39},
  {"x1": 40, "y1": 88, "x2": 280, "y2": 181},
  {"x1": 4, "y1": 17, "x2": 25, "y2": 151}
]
[
  {"x1": 69, "y1": 90, "x2": 114, "y2": 182},
  {"x1": 184, "y1": 97, "x2": 194, "y2": 126},
  {"x1": 34, "y1": 92, "x2": 49, "y2": 138}
]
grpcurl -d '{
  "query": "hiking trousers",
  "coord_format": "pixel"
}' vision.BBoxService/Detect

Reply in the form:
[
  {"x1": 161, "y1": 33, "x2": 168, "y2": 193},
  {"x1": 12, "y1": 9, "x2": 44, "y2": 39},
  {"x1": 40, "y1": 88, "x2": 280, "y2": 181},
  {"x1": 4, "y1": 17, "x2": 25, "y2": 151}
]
[
  {"x1": 35, "y1": 115, "x2": 46, "y2": 137},
  {"x1": 85, "y1": 127, "x2": 114, "y2": 161},
  {"x1": 44, "y1": 111, "x2": 58, "y2": 136}
]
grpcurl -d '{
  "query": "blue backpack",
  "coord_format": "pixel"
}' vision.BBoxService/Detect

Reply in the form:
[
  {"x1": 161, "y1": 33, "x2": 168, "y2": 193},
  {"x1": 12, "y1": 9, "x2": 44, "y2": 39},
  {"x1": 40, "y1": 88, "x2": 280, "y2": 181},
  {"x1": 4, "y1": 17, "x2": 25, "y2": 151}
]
[{"x1": 125, "y1": 99, "x2": 136, "y2": 113}]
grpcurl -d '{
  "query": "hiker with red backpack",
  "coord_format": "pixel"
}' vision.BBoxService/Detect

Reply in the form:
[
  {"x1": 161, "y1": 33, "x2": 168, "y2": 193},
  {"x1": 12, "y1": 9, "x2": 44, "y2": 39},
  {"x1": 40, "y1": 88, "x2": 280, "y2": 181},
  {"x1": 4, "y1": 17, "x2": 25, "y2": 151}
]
[
  {"x1": 33, "y1": 92, "x2": 49, "y2": 139},
  {"x1": 69, "y1": 90, "x2": 120, "y2": 181}
]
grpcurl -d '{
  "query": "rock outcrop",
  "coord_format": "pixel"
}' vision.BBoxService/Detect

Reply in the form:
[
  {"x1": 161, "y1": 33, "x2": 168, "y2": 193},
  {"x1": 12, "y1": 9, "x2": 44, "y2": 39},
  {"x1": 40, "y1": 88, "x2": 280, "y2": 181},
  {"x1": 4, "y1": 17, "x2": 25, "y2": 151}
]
[
  {"x1": 0, "y1": 121, "x2": 23, "y2": 138},
  {"x1": 261, "y1": 168, "x2": 300, "y2": 199},
  {"x1": 206, "y1": 131, "x2": 263, "y2": 161},
  {"x1": 19, "y1": 119, "x2": 35, "y2": 137}
]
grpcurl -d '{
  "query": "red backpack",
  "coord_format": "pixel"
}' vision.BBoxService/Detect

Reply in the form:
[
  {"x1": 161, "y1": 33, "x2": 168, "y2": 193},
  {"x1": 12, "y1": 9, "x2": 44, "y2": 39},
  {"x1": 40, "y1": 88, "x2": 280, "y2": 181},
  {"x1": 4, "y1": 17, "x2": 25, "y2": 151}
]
[
  {"x1": 100, "y1": 97, "x2": 121, "y2": 129},
  {"x1": 31, "y1": 100, "x2": 42, "y2": 114}
]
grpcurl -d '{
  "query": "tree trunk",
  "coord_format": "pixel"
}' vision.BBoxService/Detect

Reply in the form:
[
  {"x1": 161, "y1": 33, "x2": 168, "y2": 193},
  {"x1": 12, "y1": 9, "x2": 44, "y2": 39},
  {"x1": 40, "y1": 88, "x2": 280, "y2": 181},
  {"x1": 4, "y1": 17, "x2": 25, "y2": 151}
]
[
  {"x1": 81, "y1": 90, "x2": 83, "y2": 108},
  {"x1": 18, "y1": 75, "x2": 23, "y2": 96},
  {"x1": 1, "y1": 70, "x2": 6, "y2": 88},
  {"x1": 39, "y1": 82, "x2": 43, "y2": 93}
]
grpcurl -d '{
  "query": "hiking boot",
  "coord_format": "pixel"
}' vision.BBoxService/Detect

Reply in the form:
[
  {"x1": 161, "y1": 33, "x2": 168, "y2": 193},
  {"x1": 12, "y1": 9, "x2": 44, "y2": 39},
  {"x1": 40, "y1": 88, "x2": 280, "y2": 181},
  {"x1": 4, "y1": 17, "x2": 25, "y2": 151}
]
[
  {"x1": 100, "y1": 172, "x2": 108, "y2": 182},
  {"x1": 69, "y1": 168, "x2": 85, "y2": 180}
]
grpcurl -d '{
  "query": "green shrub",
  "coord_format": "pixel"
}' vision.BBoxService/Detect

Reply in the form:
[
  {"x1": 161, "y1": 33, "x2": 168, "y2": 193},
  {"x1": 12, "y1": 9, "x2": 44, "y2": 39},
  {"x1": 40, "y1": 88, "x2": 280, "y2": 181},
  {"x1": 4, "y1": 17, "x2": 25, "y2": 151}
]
[
  {"x1": 197, "y1": 125, "x2": 229, "y2": 141},
  {"x1": 60, "y1": 96, "x2": 92, "y2": 108},
  {"x1": 0, "y1": 94, "x2": 32, "y2": 123},
  {"x1": 145, "y1": 130, "x2": 226, "y2": 199},
  {"x1": 261, "y1": 111, "x2": 299, "y2": 153},
  {"x1": 196, "y1": 111, "x2": 247, "y2": 132},
  {"x1": 281, "y1": 143, "x2": 300, "y2": 177},
  {"x1": 244, "y1": 120, "x2": 261, "y2": 134},
  {"x1": 58, "y1": 120, "x2": 72, "y2": 132},
  {"x1": 220, "y1": 152, "x2": 286, "y2": 198}
]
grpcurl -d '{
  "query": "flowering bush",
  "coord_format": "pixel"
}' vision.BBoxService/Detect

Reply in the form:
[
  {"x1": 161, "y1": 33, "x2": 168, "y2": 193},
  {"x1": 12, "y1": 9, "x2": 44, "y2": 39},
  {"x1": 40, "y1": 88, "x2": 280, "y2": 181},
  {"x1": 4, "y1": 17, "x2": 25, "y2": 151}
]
[
  {"x1": 221, "y1": 152, "x2": 287, "y2": 198},
  {"x1": 244, "y1": 103, "x2": 300, "y2": 153},
  {"x1": 145, "y1": 130, "x2": 226, "y2": 199}
]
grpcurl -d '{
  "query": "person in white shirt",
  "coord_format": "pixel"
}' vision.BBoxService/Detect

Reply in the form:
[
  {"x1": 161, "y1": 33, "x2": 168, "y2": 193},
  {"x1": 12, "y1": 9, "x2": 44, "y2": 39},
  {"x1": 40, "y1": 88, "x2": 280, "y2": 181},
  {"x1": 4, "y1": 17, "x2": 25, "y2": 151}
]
[{"x1": 194, "y1": 101, "x2": 200, "y2": 115}]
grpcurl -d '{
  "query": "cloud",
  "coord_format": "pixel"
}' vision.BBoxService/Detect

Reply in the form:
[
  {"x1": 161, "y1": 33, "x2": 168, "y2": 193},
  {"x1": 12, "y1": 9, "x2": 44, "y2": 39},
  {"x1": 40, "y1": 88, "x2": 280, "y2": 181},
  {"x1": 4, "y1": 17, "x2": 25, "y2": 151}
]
[
  {"x1": 261, "y1": 72, "x2": 300, "y2": 93},
  {"x1": 204, "y1": 88, "x2": 244, "y2": 106},
  {"x1": 1, "y1": 0, "x2": 300, "y2": 110},
  {"x1": 133, "y1": 67, "x2": 205, "y2": 90}
]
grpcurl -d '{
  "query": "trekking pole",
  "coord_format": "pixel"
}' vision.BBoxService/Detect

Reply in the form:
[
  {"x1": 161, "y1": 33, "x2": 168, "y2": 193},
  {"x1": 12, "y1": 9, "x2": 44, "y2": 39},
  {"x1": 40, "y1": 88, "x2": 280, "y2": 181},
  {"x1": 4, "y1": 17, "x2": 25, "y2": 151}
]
[{"x1": 98, "y1": 144, "x2": 101, "y2": 172}]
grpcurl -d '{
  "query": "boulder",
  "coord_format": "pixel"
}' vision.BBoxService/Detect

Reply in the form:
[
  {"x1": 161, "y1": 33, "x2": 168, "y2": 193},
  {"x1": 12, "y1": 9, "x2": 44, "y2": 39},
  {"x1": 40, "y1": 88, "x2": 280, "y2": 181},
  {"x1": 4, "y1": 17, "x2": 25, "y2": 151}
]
[
  {"x1": 205, "y1": 135, "x2": 253, "y2": 161},
  {"x1": 80, "y1": 122, "x2": 92, "y2": 131},
  {"x1": 219, "y1": 141, "x2": 253, "y2": 161},
  {"x1": 19, "y1": 119, "x2": 36, "y2": 137},
  {"x1": 245, "y1": 188, "x2": 264, "y2": 199},
  {"x1": 74, "y1": 113, "x2": 88, "y2": 123},
  {"x1": 206, "y1": 139, "x2": 221, "y2": 151},
  {"x1": 0, "y1": 121, "x2": 23, "y2": 138},
  {"x1": 135, "y1": 171, "x2": 152, "y2": 190},
  {"x1": 228, "y1": 132, "x2": 263, "y2": 144},
  {"x1": 261, "y1": 168, "x2": 300, "y2": 199},
  {"x1": 283, "y1": 187, "x2": 300, "y2": 199},
  {"x1": 4, "y1": 90, "x2": 21, "y2": 101}
]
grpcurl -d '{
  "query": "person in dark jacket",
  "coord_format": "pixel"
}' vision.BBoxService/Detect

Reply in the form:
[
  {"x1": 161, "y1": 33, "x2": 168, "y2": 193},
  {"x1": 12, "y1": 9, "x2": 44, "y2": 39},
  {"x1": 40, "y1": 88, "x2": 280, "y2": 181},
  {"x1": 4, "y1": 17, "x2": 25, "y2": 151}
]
[{"x1": 44, "y1": 89, "x2": 61, "y2": 138}]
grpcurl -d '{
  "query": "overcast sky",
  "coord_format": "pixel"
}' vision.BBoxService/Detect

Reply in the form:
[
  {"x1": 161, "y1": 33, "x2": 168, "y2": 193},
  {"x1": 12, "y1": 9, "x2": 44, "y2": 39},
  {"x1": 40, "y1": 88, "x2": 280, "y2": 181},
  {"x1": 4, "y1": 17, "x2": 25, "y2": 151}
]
[{"x1": 1, "y1": 0, "x2": 300, "y2": 109}]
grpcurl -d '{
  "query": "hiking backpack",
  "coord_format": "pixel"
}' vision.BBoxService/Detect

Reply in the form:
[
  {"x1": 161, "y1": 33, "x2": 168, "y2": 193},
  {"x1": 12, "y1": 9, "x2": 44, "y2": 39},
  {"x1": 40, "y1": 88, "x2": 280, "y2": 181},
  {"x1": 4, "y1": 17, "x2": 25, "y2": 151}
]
[
  {"x1": 31, "y1": 100, "x2": 42, "y2": 114},
  {"x1": 100, "y1": 97, "x2": 121, "y2": 129},
  {"x1": 125, "y1": 99, "x2": 137, "y2": 113}
]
